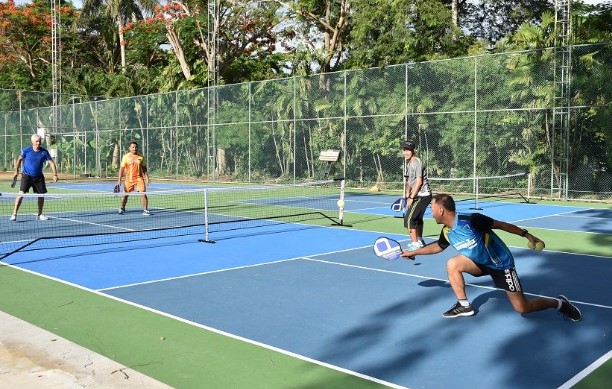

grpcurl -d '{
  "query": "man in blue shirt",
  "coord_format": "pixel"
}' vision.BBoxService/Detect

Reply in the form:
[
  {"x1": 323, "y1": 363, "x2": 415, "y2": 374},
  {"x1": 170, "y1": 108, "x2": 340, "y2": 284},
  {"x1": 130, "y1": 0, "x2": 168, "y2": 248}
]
[
  {"x1": 402, "y1": 193, "x2": 582, "y2": 321},
  {"x1": 10, "y1": 134, "x2": 59, "y2": 221}
]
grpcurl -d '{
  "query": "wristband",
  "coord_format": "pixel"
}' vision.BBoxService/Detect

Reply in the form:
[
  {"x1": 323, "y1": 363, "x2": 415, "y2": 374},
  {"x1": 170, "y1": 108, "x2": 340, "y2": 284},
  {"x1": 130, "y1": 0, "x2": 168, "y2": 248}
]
[{"x1": 520, "y1": 229, "x2": 528, "y2": 237}]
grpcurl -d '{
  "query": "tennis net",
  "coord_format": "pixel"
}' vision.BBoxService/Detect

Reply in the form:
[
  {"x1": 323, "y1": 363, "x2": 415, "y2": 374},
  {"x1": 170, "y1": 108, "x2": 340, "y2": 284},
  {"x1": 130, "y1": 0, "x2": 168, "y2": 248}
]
[
  {"x1": 428, "y1": 172, "x2": 530, "y2": 208},
  {"x1": 0, "y1": 180, "x2": 342, "y2": 259}
]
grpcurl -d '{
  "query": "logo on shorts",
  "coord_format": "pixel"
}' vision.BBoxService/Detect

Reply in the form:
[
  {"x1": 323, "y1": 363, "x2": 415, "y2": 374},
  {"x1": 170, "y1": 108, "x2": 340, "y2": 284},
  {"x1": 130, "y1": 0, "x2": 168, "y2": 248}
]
[{"x1": 504, "y1": 269, "x2": 516, "y2": 291}]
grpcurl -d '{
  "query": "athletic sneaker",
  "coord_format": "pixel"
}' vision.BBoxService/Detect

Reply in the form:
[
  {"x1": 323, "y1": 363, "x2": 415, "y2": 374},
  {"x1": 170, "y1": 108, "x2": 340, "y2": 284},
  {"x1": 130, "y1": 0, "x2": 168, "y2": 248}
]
[
  {"x1": 9, "y1": 214, "x2": 16, "y2": 221},
  {"x1": 406, "y1": 240, "x2": 425, "y2": 251},
  {"x1": 443, "y1": 302, "x2": 475, "y2": 318},
  {"x1": 558, "y1": 295, "x2": 582, "y2": 321},
  {"x1": 37, "y1": 214, "x2": 48, "y2": 221},
  {"x1": 142, "y1": 209, "x2": 150, "y2": 216},
  {"x1": 404, "y1": 241, "x2": 424, "y2": 251},
  {"x1": 118, "y1": 208, "x2": 125, "y2": 215}
]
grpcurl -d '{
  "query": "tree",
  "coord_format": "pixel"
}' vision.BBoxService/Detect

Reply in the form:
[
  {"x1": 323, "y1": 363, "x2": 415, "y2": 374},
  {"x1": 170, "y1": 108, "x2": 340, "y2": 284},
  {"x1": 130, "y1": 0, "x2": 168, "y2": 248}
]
[
  {"x1": 271, "y1": 0, "x2": 351, "y2": 74},
  {"x1": 462, "y1": 0, "x2": 551, "y2": 46},
  {"x1": 572, "y1": 1, "x2": 612, "y2": 44},
  {"x1": 80, "y1": 0, "x2": 158, "y2": 73},
  {"x1": 347, "y1": 0, "x2": 472, "y2": 68},
  {"x1": 494, "y1": 9, "x2": 612, "y2": 195},
  {"x1": 137, "y1": 0, "x2": 284, "y2": 89},
  {"x1": 0, "y1": 0, "x2": 79, "y2": 90}
]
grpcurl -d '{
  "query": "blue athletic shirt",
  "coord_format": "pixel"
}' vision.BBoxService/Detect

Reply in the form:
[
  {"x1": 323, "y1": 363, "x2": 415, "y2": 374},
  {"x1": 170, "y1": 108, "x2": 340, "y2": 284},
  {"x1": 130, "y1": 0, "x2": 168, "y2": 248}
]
[
  {"x1": 437, "y1": 212, "x2": 515, "y2": 270},
  {"x1": 20, "y1": 146, "x2": 53, "y2": 177}
]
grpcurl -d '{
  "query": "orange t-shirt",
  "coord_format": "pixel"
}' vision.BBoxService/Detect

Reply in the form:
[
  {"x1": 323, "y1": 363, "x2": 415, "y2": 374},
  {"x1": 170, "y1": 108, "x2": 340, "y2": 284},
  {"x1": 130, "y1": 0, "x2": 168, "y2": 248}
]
[{"x1": 120, "y1": 152, "x2": 146, "y2": 182}]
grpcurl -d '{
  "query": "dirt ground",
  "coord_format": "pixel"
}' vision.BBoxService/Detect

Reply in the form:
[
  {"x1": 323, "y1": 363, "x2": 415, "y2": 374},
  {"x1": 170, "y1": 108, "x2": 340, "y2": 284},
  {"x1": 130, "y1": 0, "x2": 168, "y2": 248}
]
[{"x1": 0, "y1": 311, "x2": 173, "y2": 388}]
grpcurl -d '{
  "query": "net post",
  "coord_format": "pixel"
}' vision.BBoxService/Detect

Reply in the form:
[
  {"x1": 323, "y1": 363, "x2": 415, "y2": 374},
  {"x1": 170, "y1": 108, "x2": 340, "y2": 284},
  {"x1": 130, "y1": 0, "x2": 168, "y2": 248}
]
[
  {"x1": 319, "y1": 150, "x2": 351, "y2": 227},
  {"x1": 470, "y1": 176, "x2": 482, "y2": 210},
  {"x1": 514, "y1": 172, "x2": 534, "y2": 204},
  {"x1": 333, "y1": 178, "x2": 352, "y2": 227},
  {"x1": 525, "y1": 172, "x2": 532, "y2": 203},
  {"x1": 198, "y1": 188, "x2": 215, "y2": 243}
]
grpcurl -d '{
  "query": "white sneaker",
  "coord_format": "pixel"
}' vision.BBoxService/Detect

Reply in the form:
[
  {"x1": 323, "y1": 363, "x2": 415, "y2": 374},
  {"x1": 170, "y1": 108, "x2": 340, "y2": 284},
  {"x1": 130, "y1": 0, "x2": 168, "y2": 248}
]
[
  {"x1": 142, "y1": 209, "x2": 150, "y2": 216},
  {"x1": 38, "y1": 214, "x2": 49, "y2": 221},
  {"x1": 118, "y1": 208, "x2": 125, "y2": 215},
  {"x1": 9, "y1": 214, "x2": 16, "y2": 221},
  {"x1": 405, "y1": 241, "x2": 424, "y2": 251}
]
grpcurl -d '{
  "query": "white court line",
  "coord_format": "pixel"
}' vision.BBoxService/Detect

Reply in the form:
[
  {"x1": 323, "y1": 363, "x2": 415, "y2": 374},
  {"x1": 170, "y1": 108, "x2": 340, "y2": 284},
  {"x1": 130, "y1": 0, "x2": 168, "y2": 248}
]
[
  {"x1": 99, "y1": 257, "x2": 302, "y2": 291},
  {"x1": 7, "y1": 233, "x2": 610, "y2": 389},
  {"x1": 51, "y1": 216, "x2": 137, "y2": 231},
  {"x1": 557, "y1": 349, "x2": 612, "y2": 389},
  {"x1": 560, "y1": 215, "x2": 612, "y2": 220},
  {"x1": 300, "y1": 257, "x2": 612, "y2": 310},
  {"x1": 98, "y1": 243, "x2": 379, "y2": 291},
  {"x1": 345, "y1": 199, "x2": 396, "y2": 205},
  {"x1": 509, "y1": 226, "x2": 606, "y2": 235},
  {"x1": 509, "y1": 209, "x2": 612, "y2": 235},
  {"x1": 3, "y1": 261, "x2": 409, "y2": 389},
  {"x1": 510, "y1": 208, "x2": 592, "y2": 223},
  {"x1": 99, "y1": 239, "x2": 612, "y2": 310},
  {"x1": 0, "y1": 216, "x2": 135, "y2": 249},
  {"x1": 101, "y1": 246, "x2": 611, "y2": 388},
  {"x1": 349, "y1": 205, "x2": 396, "y2": 212}
]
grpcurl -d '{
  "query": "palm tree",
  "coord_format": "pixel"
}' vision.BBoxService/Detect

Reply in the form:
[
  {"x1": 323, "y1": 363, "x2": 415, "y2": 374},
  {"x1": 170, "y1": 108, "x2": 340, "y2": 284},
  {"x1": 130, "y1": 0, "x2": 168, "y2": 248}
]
[{"x1": 81, "y1": 0, "x2": 158, "y2": 72}]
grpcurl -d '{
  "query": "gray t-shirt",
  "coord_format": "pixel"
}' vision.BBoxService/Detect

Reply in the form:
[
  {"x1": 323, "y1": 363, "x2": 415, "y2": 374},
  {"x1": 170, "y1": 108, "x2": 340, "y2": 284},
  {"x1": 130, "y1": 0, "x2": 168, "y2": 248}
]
[{"x1": 406, "y1": 156, "x2": 431, "y2": 196}]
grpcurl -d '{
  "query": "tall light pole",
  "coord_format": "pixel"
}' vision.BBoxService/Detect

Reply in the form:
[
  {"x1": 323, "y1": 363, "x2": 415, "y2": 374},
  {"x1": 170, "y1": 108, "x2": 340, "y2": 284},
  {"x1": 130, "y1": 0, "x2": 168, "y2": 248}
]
[
  {"x1": 207, "y1": 0, "x2": 219, "y2": 179},
  {"x1": 552, "y1": 0, "x2": 572, "y2": 199},
  {"x1": 50, "y1": 0, "x2": 61, "y2": 134}
]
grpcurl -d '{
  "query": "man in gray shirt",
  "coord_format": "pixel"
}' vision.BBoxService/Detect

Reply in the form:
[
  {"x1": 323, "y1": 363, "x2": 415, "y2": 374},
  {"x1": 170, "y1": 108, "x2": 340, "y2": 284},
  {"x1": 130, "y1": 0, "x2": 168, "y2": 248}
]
[{"x1": 402, "y1": 140, "x2": 432, "y2": 251}]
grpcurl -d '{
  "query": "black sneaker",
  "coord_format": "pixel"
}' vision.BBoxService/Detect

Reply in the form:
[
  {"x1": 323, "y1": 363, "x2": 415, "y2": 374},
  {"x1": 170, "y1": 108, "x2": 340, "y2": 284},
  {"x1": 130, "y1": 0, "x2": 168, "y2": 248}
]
[
  {"x1": 558, "y1": 295, "x2": 582, "y2": 322},
  {"x1": 442, "y1": 302, "x2": 475, "y2": 318}
]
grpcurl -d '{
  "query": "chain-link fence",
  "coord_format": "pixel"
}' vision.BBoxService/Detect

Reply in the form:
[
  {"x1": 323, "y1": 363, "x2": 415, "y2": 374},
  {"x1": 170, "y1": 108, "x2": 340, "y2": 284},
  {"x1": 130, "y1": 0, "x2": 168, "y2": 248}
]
[{"x1": 2, "y1": 44, "x2": 611, "y2": 201}]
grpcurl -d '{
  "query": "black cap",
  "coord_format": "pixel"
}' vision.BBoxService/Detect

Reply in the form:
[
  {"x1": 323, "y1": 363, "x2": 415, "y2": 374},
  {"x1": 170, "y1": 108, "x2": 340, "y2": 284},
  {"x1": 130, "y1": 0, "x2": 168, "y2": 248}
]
[{"x1": 401, "y1": 140, "x2": 416, "y2": 150}]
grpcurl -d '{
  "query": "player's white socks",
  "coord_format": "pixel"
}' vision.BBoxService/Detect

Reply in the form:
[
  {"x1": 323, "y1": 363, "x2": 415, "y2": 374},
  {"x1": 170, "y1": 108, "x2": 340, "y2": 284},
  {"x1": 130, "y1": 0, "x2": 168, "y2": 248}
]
[{"x1": 459, "y1": 299, "x2": 470, "y2": 307}]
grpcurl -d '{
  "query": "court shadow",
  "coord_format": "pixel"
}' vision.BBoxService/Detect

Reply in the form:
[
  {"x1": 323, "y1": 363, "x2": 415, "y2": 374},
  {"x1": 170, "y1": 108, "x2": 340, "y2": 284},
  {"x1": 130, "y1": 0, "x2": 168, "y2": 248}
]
[
  {"x1": 418, "y1": 279, "x2": 449, "y2": 288},
  {"x1": 417, "y1": 280, "x2": 502, "y2": 315},
  {"x1": 470, "y1": 290, "x2": 504, "y2": 313}
]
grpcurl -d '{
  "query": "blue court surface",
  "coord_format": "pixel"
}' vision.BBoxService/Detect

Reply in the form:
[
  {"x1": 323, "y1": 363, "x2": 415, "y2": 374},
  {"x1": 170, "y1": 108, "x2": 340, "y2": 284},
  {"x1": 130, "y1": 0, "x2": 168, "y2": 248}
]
[{"x1": 2, "y1": 190, "x2": 611, "y2": 388}]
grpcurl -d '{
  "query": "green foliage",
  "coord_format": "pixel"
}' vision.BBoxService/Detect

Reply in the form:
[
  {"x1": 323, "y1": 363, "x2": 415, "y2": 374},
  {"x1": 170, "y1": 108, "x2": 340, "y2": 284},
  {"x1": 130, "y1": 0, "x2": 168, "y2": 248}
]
[
  {"x1": 347, "y1": 0, "x2": 473, "y2": 68},
  {"x1": 573, "y1": 2, "x2": 612, "y2": 44},
  {"x1": 462, "y1": 0, "x2": 552, "y2": 45}
]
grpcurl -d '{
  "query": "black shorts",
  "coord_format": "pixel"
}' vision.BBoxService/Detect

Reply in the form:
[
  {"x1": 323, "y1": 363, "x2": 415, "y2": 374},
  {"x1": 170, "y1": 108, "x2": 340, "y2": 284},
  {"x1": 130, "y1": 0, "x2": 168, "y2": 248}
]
[
  {"x1": 20, "y1": 174, "x2": 48, "y2": 194},
  {"x1": 475, "y1": 264, "x2": 523, "y2": 293},
  {"x1": 403, "y1": 194, "x2": 432, "y2": 229}
]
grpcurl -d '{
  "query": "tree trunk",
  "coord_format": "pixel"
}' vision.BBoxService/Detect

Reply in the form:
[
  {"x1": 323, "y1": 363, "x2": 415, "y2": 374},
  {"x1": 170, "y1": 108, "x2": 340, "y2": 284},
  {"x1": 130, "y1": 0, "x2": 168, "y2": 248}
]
[
  {"x1": 216, "y1": 148, "x2": 226, "y2": 175},
  {"x1": 451, "y1": 0, "x2": 458, "y2": 41},
  {"x1": 118, "y1": 21, "x2": 126, "y2": 72},
  {"x1": 166, "y1": 24, "x2": 192, "y2": 80},
  {"x1": 112, "y1": 142, "x2": 119, "y2": 168}
]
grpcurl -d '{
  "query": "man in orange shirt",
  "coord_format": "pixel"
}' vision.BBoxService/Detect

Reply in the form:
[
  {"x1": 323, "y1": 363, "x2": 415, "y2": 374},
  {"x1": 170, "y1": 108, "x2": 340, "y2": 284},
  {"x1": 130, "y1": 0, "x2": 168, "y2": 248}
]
[{"x1": 116, "y1": 141, "x2": 150, "y2": 215}]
